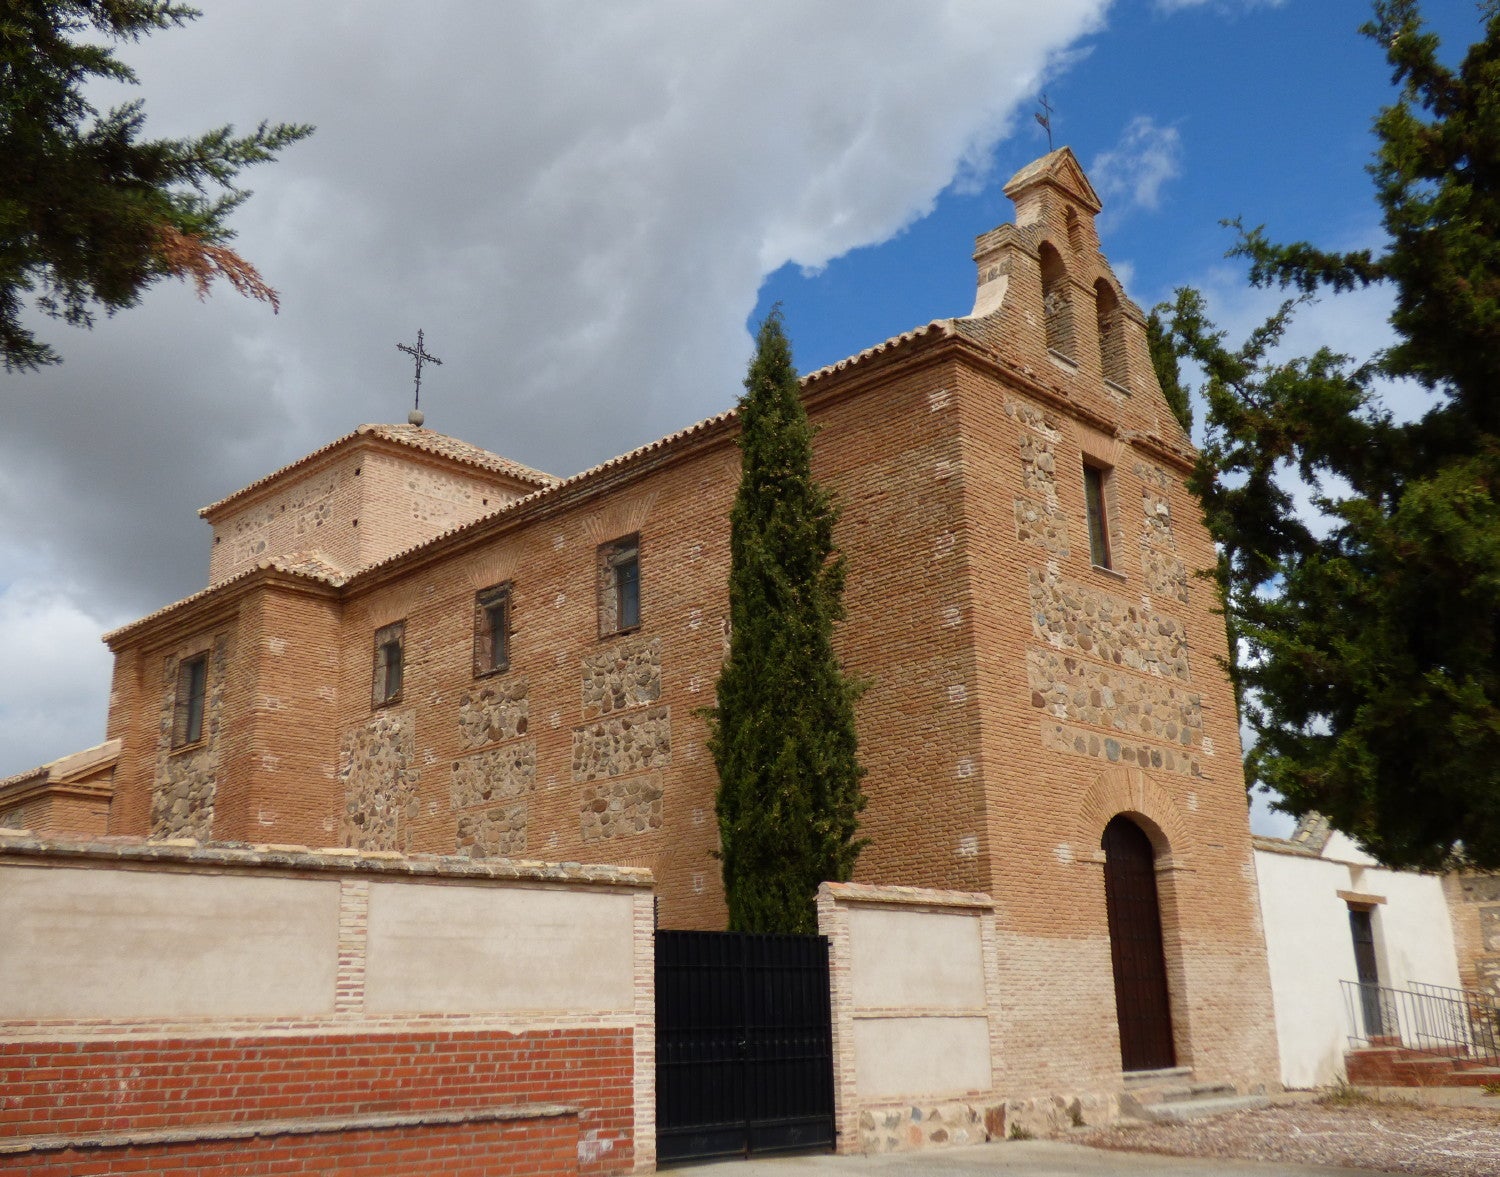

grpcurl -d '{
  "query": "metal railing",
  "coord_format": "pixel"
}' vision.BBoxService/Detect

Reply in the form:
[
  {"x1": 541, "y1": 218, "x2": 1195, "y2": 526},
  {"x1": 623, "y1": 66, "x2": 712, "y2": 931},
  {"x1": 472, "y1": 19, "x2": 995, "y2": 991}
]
[{"x1": 1342, "y1": 978, "x2": 1500, "y2": 1062}]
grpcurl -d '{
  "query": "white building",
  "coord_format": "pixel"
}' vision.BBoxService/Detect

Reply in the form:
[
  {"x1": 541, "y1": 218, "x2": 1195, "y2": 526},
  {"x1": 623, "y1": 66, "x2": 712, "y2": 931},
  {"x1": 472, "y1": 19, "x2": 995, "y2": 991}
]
[{"x1": 1255, "y1": 816, "x2": 1462, "y2": 1088}]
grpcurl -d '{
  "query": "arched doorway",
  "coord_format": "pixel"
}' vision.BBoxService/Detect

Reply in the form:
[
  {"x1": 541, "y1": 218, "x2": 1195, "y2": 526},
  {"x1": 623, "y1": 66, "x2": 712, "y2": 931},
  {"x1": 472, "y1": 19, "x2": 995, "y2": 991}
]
[{"x1": 1102, "y1": 815, "x2": 1176, "y2": 1071}]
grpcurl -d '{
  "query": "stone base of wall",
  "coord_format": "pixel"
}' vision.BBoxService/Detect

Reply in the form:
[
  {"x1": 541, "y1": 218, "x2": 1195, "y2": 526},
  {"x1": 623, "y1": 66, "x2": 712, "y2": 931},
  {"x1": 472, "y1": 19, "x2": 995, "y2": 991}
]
[
  {"x1": 852, "y1": 1090, "x2": 1123, "y2": 1154},
  {"x1": 1000, "y1": 1091, "x2": 1122, "y2": 1139},
  {"x1": 2, "y1": 1106, "x2": 578, "y2": 1177},
  {"x1": 855, "y1": 1100, "x2": 1001, "y2": 1152}
]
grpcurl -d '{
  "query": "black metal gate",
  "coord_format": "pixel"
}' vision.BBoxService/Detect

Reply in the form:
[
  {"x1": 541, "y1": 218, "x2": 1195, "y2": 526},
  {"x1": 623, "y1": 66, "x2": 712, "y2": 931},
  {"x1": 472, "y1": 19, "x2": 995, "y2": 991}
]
[{"x1": 655, "y1": 930, "x2": 835, "y2": 1164}]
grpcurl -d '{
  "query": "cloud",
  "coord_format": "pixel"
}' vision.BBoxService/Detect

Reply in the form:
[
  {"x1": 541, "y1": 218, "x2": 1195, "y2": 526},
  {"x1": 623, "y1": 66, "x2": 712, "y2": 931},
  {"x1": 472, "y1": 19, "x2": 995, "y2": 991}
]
[
  {"x1": 1, "y1": 0, "x2": 1112, "y2": 770},
  {"x1": 0, "y1": 576, "x2": 122, "y2": 774},
  {"x1": 1154, "y1": 0, "x2": 1286, "y2": 14},
  {"x1": 1090, "y1": 116, "x2": 1182, "y2": 216}
]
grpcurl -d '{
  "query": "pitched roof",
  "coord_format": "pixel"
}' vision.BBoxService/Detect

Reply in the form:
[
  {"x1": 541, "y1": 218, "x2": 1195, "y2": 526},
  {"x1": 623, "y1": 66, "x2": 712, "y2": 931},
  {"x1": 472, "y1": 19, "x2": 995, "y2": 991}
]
[
  {"x1": 1003, "y1": 145, "x2": 1102, "y2": 214},
  {"x1": 198, "y1": 423, "x2": 558, "y2": 519}
]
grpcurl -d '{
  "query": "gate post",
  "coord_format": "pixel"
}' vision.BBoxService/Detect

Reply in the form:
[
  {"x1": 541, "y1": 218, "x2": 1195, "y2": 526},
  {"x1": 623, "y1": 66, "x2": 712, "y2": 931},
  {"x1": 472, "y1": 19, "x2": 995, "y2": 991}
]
[
  {"x1": 632, "y1": 886, "x2": 657, "y2": 1173},
  {"x1": 816, "y1": 885, "x2": 859, "y2": 1153},
  {"x1": 817, "y1": 882, "x2": 1004, "y2": 1155}
]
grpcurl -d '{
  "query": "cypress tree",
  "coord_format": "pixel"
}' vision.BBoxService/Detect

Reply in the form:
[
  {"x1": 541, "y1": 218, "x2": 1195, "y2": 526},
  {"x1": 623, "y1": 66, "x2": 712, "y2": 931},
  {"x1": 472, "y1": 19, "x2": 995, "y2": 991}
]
[{"x1": 708, "y1": 308, "x2": 866, "y2": 933}]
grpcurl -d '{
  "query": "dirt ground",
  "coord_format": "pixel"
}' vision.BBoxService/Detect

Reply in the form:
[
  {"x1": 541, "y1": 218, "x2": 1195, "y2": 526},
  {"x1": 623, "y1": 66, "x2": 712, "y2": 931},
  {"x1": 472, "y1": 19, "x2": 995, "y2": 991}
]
[{"x1": 1076, "y1": 1092, "x2": 1500, "y2": 1177}]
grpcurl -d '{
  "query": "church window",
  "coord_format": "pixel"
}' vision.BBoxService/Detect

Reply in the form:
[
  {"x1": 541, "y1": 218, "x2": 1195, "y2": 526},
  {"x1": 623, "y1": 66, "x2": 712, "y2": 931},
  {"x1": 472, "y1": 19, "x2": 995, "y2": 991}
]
[
  {"x1": 1084, "y1": 462, "x2": 1112, "y2": 569},
  {"x1": 474, "y1": 584, "x2": 511, "y2": 676},
  {"x1": 598, "y1": 535, "x2": 641, "y2": 636},
  {"x1": 1095, "y1": 280, "x2": 1128, "y2": 389},
  {"x1": 172, "y1": 651, "x2": 208, "y2": 747},
  {"x1": 1039, "y1": 242, "x2": 1074, "y2": 359},
  {"x1": 372, "y1": 621, "x2": 405, "y2": 707}
]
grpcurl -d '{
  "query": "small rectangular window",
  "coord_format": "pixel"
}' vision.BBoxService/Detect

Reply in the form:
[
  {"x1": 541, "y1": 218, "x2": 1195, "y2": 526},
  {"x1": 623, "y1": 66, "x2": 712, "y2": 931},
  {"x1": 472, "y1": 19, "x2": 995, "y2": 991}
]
[
  {"x1": 372, "y1": 621, "x2": 405, "y2": 707},
  {"x1": 474, "y1": 585, "x2": 511, "y2": 676},
  {"x1": 1083, "y1": 462, "x2": 1112, "y2": 569},
  {"x1": 172, "y1": 652, "x2": 208, "y2": 747},
  {"x1": 598, "y1": 535, "x2": 641, "y2": 636}
]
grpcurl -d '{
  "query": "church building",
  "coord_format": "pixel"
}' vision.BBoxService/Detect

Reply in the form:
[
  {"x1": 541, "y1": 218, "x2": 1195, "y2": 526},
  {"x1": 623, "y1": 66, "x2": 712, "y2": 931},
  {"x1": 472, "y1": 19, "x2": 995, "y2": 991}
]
[{"x1": 2, "y1": 150, "x2": 1282, "y2": 1097}]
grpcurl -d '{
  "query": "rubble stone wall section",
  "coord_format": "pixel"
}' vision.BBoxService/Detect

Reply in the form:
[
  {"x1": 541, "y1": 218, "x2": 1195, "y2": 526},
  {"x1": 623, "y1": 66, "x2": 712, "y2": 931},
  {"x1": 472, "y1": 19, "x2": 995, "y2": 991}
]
[
  {"x1": 339, "y1": 711, "x2": 419, "y2": 852},
  {"x1": 450, "y1": 743, "x2": 535, "y2": 858},
  {"x1": 1026, "y1": 649, "x2": 1202, "y2": 747},
  {"x1": 1134, "y1": 462, "x2": 1189, "y2": 604},
  {"x1": 582, "y1": 638, "x2": 662, "y2": 719},
  {"x1": 1028, "y1": 569, "x2": 1191, "y2": 682},
  {"x1": 1011, "y1": 399, "x2": 1071, "y2": 558},
  {"x1": 458, "y1": 677, "x2": 529, "y2": 749},
  {"x1": 149, "y1": 636, "x2": 229, "y2": 840},
  {"x1": 580, "y1": 776, "x2": 664, "y2": 843},
  {"x1": 571, "y1": 708, "x2": 671, "y2": 783}
]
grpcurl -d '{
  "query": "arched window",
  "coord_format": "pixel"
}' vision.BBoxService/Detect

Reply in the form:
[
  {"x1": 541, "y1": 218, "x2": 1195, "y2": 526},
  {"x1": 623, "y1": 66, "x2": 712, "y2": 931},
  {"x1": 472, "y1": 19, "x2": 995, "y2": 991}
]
[
  {"x1": 1101, "y1": 815, "x2": 1176, "y2": 1071},
  {"x1": 1039, "y1": 242, "x2": 1074, "y2": 359},
  {"x1": 1095, "y1": 280, "x2": 1128, "y2": 387}
]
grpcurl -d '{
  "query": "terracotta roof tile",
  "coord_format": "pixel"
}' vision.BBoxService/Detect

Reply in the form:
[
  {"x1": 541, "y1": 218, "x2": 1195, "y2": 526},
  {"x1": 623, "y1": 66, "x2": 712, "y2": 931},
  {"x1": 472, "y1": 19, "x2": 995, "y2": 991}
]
[{"x1": 199, "y1": 424, "x2": 557, "y2": 518}]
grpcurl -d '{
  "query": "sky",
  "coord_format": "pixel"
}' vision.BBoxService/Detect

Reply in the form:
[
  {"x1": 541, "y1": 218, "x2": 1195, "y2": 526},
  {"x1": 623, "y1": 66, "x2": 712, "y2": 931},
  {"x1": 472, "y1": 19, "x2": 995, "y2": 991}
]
[{"x1": 1, "y1": 0, "x2": 1483, "y2": 834}]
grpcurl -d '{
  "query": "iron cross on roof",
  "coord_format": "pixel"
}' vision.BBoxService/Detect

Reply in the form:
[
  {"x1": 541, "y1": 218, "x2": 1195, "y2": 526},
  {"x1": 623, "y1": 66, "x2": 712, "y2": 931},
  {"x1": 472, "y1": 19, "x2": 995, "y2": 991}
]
[
  {"x1": 1035, "y1": 92, "x2": 1055, "y2": 152},
  {"x1": 396, "y1": 328, "x2": 442, "y2": 426}
]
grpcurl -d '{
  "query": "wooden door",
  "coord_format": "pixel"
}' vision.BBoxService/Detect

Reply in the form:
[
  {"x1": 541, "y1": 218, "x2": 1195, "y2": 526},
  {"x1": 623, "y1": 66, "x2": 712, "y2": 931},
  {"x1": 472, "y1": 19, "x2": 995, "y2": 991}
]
[{"x1": 1102, "y1": 816, "x2": 1177, "y2": 1071}]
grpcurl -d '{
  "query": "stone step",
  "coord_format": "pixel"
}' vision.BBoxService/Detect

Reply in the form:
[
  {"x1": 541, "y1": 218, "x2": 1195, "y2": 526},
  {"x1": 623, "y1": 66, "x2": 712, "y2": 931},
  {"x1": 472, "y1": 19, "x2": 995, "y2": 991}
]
[{"x1": 1137, "y1": 1094, "x2": 1273, "y2": 1124}]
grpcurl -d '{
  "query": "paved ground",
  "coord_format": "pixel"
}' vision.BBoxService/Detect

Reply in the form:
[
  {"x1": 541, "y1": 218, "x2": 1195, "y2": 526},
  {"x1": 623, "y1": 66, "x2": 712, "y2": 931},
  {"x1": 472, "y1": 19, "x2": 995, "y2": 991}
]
[
  {"x1": 672, "y1": 1089, "x2": 1500, "y2": 1177},
  {"x1": 677, "y1": 1140, "x2": 1390, "y2": 1176}
]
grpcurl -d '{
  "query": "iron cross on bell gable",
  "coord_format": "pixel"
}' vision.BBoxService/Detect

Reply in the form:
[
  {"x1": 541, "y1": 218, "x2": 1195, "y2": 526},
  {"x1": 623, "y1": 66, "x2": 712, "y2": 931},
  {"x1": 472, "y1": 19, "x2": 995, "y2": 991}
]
[{"x1": 396, "y1": 328, "x2": 442, "y2": 426}]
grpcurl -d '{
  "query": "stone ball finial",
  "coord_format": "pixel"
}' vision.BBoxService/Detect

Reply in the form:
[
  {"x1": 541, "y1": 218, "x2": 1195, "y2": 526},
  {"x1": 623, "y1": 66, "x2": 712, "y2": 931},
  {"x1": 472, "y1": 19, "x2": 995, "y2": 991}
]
[{"x1": 408, "y1": 409, "x2": 425, "y2": 427}]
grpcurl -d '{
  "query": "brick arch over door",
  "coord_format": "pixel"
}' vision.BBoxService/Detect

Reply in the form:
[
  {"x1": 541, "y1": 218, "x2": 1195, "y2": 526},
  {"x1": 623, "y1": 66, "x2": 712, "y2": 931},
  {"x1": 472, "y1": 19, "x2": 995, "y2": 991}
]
[{"x1": 1076, "y1": 767, "x2": 1191, "y2": 868}]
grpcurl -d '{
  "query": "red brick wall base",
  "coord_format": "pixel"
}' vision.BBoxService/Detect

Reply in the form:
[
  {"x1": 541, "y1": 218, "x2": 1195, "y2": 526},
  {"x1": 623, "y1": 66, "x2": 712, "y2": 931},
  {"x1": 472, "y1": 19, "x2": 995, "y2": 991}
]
[
  {"x1": 1346, "y1": 1046, "x2": 1500, "y2": 1088},
  {"x1": 2, "y1": 1107, "x2": 578, "y2": 1177},
  {"x1": 1, "y1": 1028, "x2": 633, "y2": 1176}
]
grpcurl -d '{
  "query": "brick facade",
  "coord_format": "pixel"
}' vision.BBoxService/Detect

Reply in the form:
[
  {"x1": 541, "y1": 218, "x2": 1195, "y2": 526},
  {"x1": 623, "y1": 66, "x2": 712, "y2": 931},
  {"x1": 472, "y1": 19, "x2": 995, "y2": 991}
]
[{"x1": 20, "y1": 149, "x2": 1280, "y2": 1106}]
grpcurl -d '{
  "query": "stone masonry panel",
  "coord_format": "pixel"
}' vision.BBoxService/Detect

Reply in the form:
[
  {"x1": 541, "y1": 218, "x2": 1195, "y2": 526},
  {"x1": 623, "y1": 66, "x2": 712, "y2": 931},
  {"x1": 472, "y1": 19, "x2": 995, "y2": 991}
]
[
  {"x1": 456, "y1": 803, "x2": 528, "y2": 857},
  {"x1": 1014, "y1": 497, "x2": 1070, "y2": 557},
  {"x1": 580, "y1": 775, "x2": 664, "y2": 842},
  {"x1": 150, "y1": 636, "x2": 228, "y2": 840},
  {"x1": 1026, "y1": 648, "x2": 1203, "y2": 749},
  {"x1": 1028, "y1": 568, "x2": 1191, "y2": 681},
  {"x1": 450, "y1": 742, "x2": 535, "y2": 810},
  {"x1": 1012, "y1": 398, "x2": 1070, "y2": 558},
  {"x1": 582, "y1": 635, "x2": 662, "y2": 718},
  {"x1": 1142, "y1": 546, "x2": 1191, "y2": 605},
  {"x1": 1140, "y1": 491, "x2": 1178, "y2": 552},
  {"x1": 1139, "y1": 487, "x2": 1189, "y2": 603},
  {"x1": 457, "y1": 676, "x2": 529, "y2": 749},
  {"x1": 572, "y1": 707, "x2": 671, "y2": 782},
  {"x1": 1041, "y1": 718, "x2": 1203, "y2": 777},
  {"x1": 339, "y1": 710, "x2": 419, "y2": 851}
]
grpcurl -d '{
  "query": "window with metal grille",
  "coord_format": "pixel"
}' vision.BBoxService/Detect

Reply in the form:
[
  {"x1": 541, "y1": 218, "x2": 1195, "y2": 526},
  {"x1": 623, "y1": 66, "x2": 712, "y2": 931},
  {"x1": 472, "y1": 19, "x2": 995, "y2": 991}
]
[
  {"x1": 372, "y1": 621, "x2": 405, "y2": 707},
  {"x1": 172, "y1": 651, "x2": 208, "y2": 747},
  {"x1": 474, "y1": 584, "x2": 511, "y2": 676}
]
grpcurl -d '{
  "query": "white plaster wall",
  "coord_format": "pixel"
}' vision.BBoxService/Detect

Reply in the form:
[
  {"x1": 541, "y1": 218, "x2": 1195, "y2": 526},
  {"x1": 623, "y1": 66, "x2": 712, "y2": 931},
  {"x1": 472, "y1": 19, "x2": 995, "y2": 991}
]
[
  {"x1": 364, "y1": 881, "x2": 635, "y2": 1014},
  {"x1": 1255, "y1": 848, "x2": 1461, "y2": 1088},
  {"x1": 848, "y1": 907, "x2": 985, "y2": 1010},
  {"x1": 0, "y1": 865, "x2": 340, "y2": 1020},
  {"x1": 852, "y1": 1016, "x2": 992, "y2": 1099}
]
